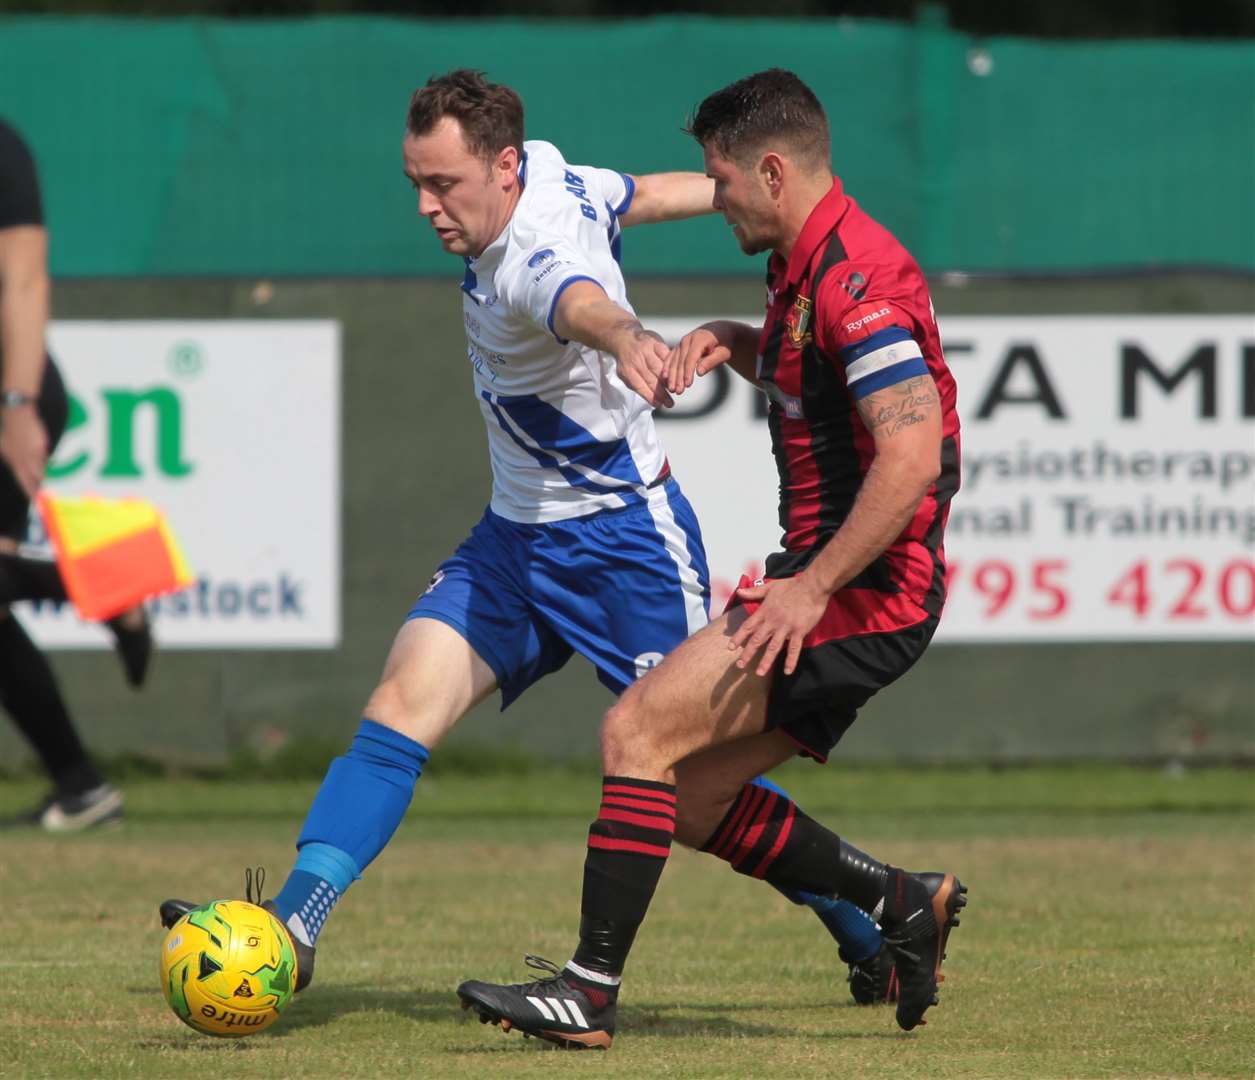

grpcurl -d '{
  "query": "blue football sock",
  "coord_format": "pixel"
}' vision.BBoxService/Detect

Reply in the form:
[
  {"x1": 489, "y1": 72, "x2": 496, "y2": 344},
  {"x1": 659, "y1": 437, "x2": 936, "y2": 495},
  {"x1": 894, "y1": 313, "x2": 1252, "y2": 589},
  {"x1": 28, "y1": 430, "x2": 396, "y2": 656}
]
[
  {"x1": 803, "y1": 893, "x2": 883, "y2": 962},
  {"x1": 750, "y1": 775, "x2": 883, "y2": 963},
  {"x1": 272, "y1": 719, "x2": 429, "y2": 946}
]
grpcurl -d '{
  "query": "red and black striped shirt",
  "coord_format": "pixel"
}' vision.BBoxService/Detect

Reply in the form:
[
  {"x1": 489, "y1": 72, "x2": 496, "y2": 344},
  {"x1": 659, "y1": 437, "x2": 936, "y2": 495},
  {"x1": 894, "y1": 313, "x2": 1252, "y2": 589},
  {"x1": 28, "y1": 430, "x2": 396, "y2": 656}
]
[{"x1": 756, "y1": 177, "x2": 961, "y2": 634}]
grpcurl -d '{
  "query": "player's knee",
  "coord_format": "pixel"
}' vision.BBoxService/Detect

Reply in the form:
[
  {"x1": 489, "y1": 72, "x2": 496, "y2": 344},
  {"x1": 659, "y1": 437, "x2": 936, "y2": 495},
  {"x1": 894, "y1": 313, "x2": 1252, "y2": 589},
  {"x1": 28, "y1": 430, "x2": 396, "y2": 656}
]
[
  {"x1": 363, "y1": 678, "x2": 406, "y2": 730},
  {"x1": 600, "y1": 690, "x2": 664, "y2": 775},
  {"x1": 599, "y1": 698, "x2": 635, "y2": 772},
  {"x1": 363, "y1": 676, "x2": 447, "y2": 747}
]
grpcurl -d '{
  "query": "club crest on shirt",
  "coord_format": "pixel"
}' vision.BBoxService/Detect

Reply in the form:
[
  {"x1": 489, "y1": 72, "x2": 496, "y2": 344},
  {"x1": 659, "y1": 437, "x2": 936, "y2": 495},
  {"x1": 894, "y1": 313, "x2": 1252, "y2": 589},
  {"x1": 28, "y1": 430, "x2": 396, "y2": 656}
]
[{"x1": 785, "y1": 295, "x2": 813, "y2": 347}]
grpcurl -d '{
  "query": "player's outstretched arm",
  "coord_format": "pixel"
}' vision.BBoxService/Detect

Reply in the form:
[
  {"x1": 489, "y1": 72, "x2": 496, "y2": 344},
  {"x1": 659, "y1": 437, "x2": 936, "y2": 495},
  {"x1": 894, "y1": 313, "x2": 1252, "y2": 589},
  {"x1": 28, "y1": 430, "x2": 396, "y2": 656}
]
[
  {"x1": 552, "y1": 279, "x2": 674, "y2": 408},
  {"x1": 665, "y1": 320, "x2": 761, "y2": 394},
  {"x1": 618, "y1": 172, "x2": 715, "y2": 227}
]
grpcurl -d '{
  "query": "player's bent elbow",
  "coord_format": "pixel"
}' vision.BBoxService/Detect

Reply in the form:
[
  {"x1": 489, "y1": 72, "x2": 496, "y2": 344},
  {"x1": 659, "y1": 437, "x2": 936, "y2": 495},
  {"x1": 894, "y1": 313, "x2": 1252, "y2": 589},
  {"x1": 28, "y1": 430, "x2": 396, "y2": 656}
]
[
  {"x1": 910, "y1": 459, "x2": 942, "y2": 504},
  {"x1": 3, "y1": 266, "x2": 49, "y2": 298},
  {"x1": 878, "y1": 442, "x2": 941, "y2": 490},
  {"x1": 916, "y1": 453, "x2": 942, "y2": 488}
]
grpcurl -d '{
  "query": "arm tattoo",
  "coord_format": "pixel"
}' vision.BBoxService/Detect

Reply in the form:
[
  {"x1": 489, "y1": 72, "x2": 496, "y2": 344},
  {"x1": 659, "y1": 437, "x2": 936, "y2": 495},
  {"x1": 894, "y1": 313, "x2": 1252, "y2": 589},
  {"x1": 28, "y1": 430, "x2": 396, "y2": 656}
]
[
  {"x1": 609, "y1": 317, "x2": 663, "y2": 346},
  {"x1": 858, "y1": 375, "x2": 938, "y2": 438}
]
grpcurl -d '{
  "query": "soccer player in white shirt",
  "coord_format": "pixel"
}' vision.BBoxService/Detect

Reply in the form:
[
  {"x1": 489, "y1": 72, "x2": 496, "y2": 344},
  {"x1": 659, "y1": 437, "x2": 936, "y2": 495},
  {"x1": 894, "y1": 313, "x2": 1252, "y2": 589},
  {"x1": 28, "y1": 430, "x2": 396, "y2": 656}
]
[{"x1": 160, "y1": 69, "x2": 885, "y2": 1004}]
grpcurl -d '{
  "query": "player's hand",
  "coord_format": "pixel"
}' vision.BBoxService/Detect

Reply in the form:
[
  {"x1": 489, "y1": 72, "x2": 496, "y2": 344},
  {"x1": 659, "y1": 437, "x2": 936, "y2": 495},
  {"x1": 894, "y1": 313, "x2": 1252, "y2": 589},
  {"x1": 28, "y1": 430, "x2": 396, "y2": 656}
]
[
  {"x1": 727, "y1": 573, "x2": 829, "y2": 677},
  {"x1": 614, "y1": 328, "x2": 675, "y2": 409},
  {"x1": 665, "y1": 327, "x2": 732, "y2": 394},
  {"x1": 0, "y1": 405, "x2": 48, "y2": 498}
]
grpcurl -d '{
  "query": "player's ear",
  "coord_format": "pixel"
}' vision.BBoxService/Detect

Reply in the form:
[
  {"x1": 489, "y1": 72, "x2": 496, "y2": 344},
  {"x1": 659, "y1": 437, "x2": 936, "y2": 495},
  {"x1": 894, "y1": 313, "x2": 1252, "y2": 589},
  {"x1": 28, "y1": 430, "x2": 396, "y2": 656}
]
[
  {"x1": 759, "y1": 152, "x2": 785, "y2": 198},
  {"x1": 494, "y1": 145, "x2": 520, "y2": 188}
]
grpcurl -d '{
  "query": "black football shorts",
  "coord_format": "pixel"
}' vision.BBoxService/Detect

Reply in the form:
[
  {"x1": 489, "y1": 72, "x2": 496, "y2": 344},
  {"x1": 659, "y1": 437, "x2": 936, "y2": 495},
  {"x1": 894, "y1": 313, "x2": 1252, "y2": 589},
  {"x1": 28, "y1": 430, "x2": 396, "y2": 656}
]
[
  {"x1": 765, "y1": 614, "x2": 939, "y2": 762},
  {"x1": 727, "y1": 568, "x2": 940, "y2": 762}
]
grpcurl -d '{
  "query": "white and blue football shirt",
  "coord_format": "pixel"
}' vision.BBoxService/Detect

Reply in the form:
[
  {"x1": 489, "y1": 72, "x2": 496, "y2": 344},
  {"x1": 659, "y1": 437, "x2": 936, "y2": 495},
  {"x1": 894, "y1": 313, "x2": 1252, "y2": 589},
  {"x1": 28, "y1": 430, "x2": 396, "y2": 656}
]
[{"x1": 459, "y1": 140, "x2": 666, "y2": 524}]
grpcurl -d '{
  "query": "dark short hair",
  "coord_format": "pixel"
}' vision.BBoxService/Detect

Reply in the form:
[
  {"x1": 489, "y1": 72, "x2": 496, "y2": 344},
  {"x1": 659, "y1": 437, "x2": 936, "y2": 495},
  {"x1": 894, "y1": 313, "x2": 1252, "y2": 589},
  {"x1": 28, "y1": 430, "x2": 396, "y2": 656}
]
[
  {"x1": 686, "y1": 69, "x2": 830, "y2": 170},
  {"x1": 406, "y1": 69, "x2": 524, "y2": 164}
]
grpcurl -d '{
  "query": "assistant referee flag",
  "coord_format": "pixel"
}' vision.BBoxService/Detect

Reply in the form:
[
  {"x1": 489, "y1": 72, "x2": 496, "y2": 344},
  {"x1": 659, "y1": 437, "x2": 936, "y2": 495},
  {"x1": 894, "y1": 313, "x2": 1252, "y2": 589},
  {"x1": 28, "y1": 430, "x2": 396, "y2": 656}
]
[{"x1": 36, "y1": 491, "x2": 193, "y2": 621}]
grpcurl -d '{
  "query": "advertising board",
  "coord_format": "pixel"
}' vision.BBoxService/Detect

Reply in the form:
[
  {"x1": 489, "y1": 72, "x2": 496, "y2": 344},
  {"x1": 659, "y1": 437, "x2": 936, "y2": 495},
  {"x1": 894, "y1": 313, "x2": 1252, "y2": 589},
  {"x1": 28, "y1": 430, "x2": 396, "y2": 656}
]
[
  {"x1": 650, "y1": 315, "x2": 1255, "y2": 642},
  {"x1": 20, "y1": 321, "x2": 341, "y2": 648}
]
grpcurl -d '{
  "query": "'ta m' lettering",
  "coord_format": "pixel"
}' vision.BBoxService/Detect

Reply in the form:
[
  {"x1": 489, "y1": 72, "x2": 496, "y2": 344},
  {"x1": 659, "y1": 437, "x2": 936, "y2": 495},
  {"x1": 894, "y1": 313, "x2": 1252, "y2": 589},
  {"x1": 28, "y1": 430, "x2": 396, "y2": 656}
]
[
  {"x1": 974, "y1": 344, "x2": 1066, "y2": 420},
  {"x1": 1120, "y1": 341, "x2": 1255, "y2": 419},
  {"x1": 1121, "y1": 343, "x2": 1217, "y2": 418},
  {"x1": 47, "y1": 386, "x2": 195, "y2": 480}
]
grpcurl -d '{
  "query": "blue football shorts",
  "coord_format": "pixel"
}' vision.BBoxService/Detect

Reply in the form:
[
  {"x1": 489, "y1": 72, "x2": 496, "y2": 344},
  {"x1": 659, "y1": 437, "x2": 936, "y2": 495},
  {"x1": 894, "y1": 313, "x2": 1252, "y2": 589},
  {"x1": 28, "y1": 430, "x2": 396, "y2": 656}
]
[{"x1": 407, "y1": 477, "x2": 711, "y2": 705}]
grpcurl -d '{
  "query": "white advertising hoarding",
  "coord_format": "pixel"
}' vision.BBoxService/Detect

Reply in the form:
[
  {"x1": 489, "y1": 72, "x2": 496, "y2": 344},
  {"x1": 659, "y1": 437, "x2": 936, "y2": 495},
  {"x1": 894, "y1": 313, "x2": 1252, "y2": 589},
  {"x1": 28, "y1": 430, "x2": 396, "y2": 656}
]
[
  {"x1": 20, "y1": 321, "x2": 340, "y2": 648},
  {"x1": 648, "y1": 315, "x2": 1255, "y2": 642}
]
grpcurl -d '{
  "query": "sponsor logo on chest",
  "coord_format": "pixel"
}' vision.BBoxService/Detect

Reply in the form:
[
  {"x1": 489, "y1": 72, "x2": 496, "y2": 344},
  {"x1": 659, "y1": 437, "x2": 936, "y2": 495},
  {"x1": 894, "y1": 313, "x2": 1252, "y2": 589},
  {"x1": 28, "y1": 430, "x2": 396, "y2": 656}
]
[{"x1": 764, "y1": 382, "x2": 804, "y2": 419}]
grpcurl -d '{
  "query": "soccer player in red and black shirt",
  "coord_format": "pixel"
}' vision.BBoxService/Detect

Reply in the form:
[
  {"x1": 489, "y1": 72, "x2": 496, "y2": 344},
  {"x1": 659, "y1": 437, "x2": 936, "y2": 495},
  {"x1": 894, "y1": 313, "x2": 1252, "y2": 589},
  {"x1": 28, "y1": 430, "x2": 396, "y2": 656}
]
[{"x1": 458, "y1": 70, "x2": 966, "y2": 1049}]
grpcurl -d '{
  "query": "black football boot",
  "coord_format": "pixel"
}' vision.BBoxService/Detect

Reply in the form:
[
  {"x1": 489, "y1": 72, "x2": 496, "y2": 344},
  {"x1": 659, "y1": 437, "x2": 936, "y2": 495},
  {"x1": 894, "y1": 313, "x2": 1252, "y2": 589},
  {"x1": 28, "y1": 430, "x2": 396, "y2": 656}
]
[
  {"x1": 458, "y1": 955, "x2": 615, "y2": 1050},
  {"x1": 879, "y1": 869, "x2": 968, "y2": 1030},
  {"x1": 846, "y1": 870, "x2": 963, "y2": 1006}
]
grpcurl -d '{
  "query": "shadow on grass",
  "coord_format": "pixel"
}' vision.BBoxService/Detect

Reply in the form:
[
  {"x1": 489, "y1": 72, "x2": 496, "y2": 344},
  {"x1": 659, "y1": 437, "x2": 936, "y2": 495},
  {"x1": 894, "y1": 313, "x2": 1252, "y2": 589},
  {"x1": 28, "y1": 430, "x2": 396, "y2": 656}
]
[
  {"x1": 131, "y1": 988, "x2": 447, "y2": 1053},
  {"x1": 449, "y1": 1005, "x2": 906, "y2": 1050},
  {"x1": 268, "y1": 986, "x2": 460, "y2": 1035},
  {"x1": 622, "y1": 1001, "x2": 905, "y2": 1043},
  {"x1": 288, "y1": 986, "x2": 869, "y2": 1029},
  {"x1": 133, "y1": 983, "x2": 905, "y2": 1046},
  {"x1": 135, "y1": 1035, "x2": 260, "y2": 1052}
]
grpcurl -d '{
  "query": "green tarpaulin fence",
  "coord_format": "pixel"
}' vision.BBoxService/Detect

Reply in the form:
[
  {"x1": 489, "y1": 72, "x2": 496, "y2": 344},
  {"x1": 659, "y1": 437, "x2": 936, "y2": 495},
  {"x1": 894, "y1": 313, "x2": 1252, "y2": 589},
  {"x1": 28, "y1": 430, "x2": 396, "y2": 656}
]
[{"x1": 2, "y1": 14, "x2": 1252, "y2": 276}]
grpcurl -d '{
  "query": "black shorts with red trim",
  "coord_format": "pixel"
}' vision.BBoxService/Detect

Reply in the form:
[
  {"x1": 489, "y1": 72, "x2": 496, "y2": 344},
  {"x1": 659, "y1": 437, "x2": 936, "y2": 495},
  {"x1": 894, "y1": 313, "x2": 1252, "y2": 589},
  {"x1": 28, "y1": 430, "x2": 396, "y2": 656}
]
[{"x1": 728, "y1": 566, "x2": 939, "y2": 763}]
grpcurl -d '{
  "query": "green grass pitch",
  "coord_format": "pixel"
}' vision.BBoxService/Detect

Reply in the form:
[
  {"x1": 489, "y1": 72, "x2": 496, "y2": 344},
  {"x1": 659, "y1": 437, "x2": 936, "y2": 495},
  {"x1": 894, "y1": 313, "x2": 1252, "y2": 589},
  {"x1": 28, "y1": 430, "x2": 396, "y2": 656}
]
[{"x1": 0, "y1": 765, "x2": 1251, "y2": 1079}]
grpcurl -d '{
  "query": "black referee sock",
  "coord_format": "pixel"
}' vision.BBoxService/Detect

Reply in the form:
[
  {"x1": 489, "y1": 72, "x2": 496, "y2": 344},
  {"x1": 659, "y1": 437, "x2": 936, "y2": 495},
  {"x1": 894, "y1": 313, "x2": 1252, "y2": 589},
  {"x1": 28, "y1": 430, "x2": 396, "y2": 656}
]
[
  {"x1": 701, "y1": 782, "x2": 889, "y2": 914},
  {"x1": 0, "y1": 553, "x2": 68, "y2": 604},
  {"x1": 567, "y1": 777, "x2": 677, "y2": 1000},
  {"x1": 0, "y1": 612, "x2": 102, "y2": 796}
]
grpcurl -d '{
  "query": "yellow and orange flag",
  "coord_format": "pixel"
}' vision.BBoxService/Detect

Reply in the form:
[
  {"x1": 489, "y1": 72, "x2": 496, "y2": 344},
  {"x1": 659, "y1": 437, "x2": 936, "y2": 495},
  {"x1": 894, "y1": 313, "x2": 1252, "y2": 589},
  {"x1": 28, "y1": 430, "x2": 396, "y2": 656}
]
[{"x1": 36, "y1": 492, "x2": 194, "y2": 622}]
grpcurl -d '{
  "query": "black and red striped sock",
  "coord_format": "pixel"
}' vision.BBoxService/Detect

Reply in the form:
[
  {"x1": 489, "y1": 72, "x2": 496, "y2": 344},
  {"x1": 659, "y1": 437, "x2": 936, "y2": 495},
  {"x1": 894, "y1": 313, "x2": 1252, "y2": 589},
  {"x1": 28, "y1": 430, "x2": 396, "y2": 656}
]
[
  {"x1": 701, "y1": 782, "x2": 888, "y2": 914},
  {"x1": 566, "y1": 776, "x2": 676, "y2": 1001}
]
